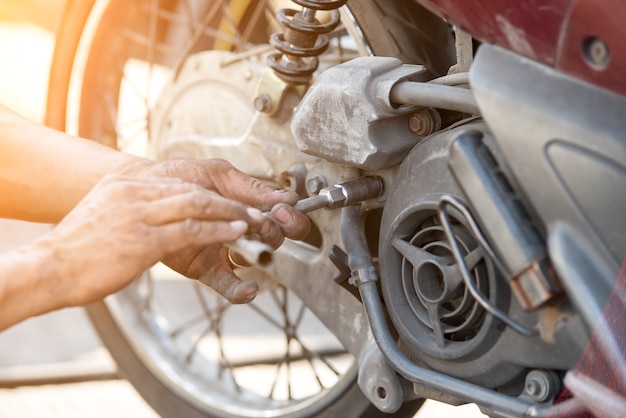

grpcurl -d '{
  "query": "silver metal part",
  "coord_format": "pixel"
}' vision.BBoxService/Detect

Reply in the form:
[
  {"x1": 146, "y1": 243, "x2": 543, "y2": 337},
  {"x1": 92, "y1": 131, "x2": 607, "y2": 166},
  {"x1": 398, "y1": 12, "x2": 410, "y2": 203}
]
[
  {"x1": 291, "y1": 56, "x2": 428, "y2": 170},
  {"x1": 293, "y1": 194, "x2": 330, "y2": 213},
  {"x1": 226, "y1": 237, "x2": 274, "y2": 267},
  {"x1": 230, "y1": 176, "x2": 385, "y2": 266},
  {"x1": 389, "y1": 81, "x2": 479, "y2": 114},
  {"x1": 341, "y1": 205, "x2": 406, "y2": 413},
  {"x1": 295, "y1": 176, "x2": 385, "y2": 212},
  {"x1": 523, "y1": 369, "x2": 561, "y2": 403},
  {"x1": 349, "y1": 266, "x2": 378, "y2": 287},
  {"x1": 357, "y1": 340, "x2": 405, "y2": 413}
]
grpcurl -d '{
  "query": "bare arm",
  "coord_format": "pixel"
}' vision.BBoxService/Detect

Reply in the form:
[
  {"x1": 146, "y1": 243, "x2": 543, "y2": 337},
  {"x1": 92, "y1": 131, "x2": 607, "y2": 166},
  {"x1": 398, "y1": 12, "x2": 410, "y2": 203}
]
[
  {"x1": 0, "y1": 104, "x2": 311, "y2": 320},
  {"x1": 0, "y1": 104, "x2": 151, "y2": 222},
  {"x1": 0, "y1": 174, "x2": 258, "y2": 330}
]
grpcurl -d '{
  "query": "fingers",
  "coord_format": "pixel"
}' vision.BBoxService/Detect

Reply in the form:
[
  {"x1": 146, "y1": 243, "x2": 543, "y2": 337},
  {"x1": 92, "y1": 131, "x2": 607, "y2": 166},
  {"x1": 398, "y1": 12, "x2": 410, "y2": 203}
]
[
  {"x1": 94, "y1": 173, "x2": 199, "y2": 202},
  {"x1": 135, "y1": 160, "x2": 309, "y2": 243},
  {"x1": 92, "y1": 170, "x2": 308, "y2": 306},
  {"x1": 153, "y1": 219, "x2": 248, "y2": 254},
  {"x1": 198, "y1": 265, "x2": 259, "y2": 304},
  {"x1": 241, "y1": 203, "x2": 311, "y2": 250},
  {"x1": 96, "y1": 175, "x2": 270, "y2": 250},
  {"x1": 163, "y1": 246, "x2": 259, "y2": 304},
  {"x1": 271, "y1": 203, "x2": 311, "y2": 241},
  {"x1": 207, "y1": 160, "x2": 300, "y2": 210},
  {"x1": 140, "y1": 189, "x2": 253, "y2": 226}
]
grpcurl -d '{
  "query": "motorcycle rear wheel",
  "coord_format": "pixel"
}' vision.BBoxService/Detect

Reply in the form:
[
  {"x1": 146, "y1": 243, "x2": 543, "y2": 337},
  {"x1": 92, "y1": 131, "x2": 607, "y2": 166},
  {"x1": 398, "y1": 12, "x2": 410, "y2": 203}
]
[{"x1": 47, "y1": 1, "x2": 454, "y2": 417}]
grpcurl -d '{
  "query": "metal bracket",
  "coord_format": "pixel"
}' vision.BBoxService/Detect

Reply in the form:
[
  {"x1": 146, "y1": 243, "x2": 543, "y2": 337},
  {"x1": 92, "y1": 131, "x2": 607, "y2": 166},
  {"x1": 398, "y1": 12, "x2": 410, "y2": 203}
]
[
  {"x1": 254, "y1": 67, "x2": 306, "y2": 116},
  {"x1": 357, "y1": 337, "x2": 405, "y2": 413}
]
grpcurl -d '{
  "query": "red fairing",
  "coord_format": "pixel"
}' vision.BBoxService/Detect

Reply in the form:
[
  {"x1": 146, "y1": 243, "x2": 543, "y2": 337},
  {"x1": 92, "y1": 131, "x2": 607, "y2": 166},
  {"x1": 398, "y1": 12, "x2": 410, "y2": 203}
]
[{"x1": 417, "y1": 0, "x2": 626, "y2": 97}]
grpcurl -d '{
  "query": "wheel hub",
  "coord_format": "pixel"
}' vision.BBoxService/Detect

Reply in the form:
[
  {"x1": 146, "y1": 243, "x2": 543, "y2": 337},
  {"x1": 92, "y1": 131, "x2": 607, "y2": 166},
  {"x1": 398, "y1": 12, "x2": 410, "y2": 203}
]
[{"x1": 150, "y1": 49, "x2": 275, "y2": 177}]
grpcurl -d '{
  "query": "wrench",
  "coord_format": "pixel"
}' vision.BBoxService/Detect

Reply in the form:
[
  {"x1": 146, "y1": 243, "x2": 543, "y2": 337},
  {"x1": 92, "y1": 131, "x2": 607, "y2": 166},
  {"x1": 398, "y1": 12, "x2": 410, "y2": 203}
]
[{"x1": 227, "y1": 176, "x2": 385, "y2": 266}]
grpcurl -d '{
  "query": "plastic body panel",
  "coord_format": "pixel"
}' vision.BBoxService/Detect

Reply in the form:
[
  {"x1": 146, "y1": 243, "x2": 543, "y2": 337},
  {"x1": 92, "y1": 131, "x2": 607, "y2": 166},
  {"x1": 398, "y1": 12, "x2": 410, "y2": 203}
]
[
  {"x1": 470, "y1": 44, "x2": 626, "y2": 326},
  {"x1": 416, "y1": 0, "x2": 626, "y2": 97}
]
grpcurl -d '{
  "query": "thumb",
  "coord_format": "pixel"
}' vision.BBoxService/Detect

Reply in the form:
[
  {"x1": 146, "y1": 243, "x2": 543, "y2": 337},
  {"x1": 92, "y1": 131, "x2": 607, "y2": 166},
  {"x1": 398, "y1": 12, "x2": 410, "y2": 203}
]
[{"x1": 197, "y1": 258, "x2": 259, "y2": 303}]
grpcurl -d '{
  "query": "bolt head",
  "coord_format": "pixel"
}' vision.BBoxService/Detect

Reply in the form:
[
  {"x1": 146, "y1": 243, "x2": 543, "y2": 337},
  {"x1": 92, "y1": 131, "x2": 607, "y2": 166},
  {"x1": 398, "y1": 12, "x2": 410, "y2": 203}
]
[
  {"x1": 409, "y1": 114, "x2": 425, "y2": 133},
  {"x1": 582, "y1": 36, "x2": 610, "y2": 69},
  {"x1": 525, "y1": 380, "x2": 540, "y2": 396},
  {"x1": 306, "y1": 175, "x2": 327, "y2": 195},
  {"x1": 409, "y1": 109, "x2": 440, "y2": 136},
  {"x1": 254, "y1": 94, "x2": 273, "y2": 113}
]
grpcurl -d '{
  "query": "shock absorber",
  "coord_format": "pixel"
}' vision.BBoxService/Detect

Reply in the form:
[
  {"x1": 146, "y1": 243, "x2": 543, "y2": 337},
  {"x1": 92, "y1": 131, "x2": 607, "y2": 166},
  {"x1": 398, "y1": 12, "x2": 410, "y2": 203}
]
[{"x1": 268, "y1": 0, "x2": 348, "y2": 85}]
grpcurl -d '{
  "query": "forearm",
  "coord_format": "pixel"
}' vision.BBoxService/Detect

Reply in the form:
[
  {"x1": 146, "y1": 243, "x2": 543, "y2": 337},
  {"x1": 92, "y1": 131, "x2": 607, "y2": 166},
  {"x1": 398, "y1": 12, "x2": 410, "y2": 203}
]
[
  {"x1": 0, "y1": 105, "x2": 153, "y2": 222},
  {"x1": 0, "y1": 243, "x2": 63, "y2": 330}
]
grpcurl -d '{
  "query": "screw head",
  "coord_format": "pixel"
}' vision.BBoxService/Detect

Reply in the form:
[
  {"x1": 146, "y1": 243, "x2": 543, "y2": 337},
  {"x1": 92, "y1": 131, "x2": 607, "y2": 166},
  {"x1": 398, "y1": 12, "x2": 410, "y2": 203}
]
[
  {"x1": 306, "y1": 175, "x2": 327, "y2": 195},
  {"x1": 525, "y1": 380, "x2": 540, "y2": 396},
  {"x1": 582, "y1": 36, "x2": 610, "y2": 70},
  {"x1": 409, "y1": 114, "x2": 426, "y2": 134},
  {"x1": 409, "y1": 108, "x2": 441, "y2": 136},
  {"x1": 523, "y1": 370, "x2": 559, "y2": 403},
  {"x1": 254, "y1": 94, "x2": 273, "y2": 113}
]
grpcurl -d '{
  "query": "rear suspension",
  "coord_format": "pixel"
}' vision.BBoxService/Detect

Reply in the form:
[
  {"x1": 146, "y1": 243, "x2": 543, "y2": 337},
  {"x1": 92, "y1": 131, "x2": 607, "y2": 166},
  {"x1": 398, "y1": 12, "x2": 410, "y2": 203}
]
[{"x1": 268, "y1": 0, "x2": 348, "y2": 84}]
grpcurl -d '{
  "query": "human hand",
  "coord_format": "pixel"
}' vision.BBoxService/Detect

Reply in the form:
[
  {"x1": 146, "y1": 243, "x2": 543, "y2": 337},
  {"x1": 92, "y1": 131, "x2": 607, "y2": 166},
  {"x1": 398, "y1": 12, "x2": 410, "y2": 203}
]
[
  {"x1": 135, "y1": 158, "x2": 311, "y2": 303},
  {"x1": 137, "y1": 158, "x2": 310, "y2": 239},
  {"x1": 31, "y1": 173, "x2": 264, "y2": 308}
]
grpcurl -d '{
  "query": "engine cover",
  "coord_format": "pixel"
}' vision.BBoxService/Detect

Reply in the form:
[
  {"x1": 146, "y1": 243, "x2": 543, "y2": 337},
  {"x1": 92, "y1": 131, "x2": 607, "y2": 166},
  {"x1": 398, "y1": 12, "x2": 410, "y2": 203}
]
[{"x1": 378, "y1": 122, "x2": 567, "y2": 391}]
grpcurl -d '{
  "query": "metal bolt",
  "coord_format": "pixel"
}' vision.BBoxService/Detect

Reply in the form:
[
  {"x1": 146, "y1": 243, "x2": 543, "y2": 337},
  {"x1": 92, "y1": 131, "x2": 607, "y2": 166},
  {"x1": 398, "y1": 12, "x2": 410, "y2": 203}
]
[
  {"x1": 523, "y1": 370, "x2": 560, "y2": 403},
  {"x1": 525, "y1": 380, "x2": 541, "y2": 397},
  {"x1": 306, "y1": 175, "x2": 327, "y2": 195},
  {"x1": 409, "y1": 108, "x2": 441, "y2": 136},
  {"x1": 582, "y1": 36, "x2": 610, "y2": 69},
  {"x1": 254, "y1": 94, "x2": 273, "y2": 113}
]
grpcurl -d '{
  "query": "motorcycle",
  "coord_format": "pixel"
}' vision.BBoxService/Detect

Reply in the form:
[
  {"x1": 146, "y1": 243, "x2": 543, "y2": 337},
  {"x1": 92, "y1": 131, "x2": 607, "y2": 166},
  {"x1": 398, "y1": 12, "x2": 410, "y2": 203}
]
[{"x1": 45, "y1": 0, "x2": 626, "y2": 417}]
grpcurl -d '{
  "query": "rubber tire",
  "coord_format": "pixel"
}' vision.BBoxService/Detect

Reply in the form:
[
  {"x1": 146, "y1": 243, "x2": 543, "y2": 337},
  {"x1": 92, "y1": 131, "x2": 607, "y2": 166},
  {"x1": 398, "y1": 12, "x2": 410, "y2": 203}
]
[{"x1": 48, "y1": 1, "x2": 455, "y2": 416}]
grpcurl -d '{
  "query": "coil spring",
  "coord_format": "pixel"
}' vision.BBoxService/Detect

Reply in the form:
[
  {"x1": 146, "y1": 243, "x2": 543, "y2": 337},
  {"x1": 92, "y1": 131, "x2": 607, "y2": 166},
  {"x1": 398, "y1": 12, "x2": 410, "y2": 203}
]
[{"x1": 268, "y1": 0, "x2": 348, "y2": 84}]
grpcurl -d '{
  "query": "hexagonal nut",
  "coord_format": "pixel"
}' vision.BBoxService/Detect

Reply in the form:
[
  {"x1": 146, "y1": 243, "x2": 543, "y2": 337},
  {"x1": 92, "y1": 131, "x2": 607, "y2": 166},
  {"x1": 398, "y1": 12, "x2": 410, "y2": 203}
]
[{"x1": 320, "y1": 186, "x2": 347, "y2": 209}]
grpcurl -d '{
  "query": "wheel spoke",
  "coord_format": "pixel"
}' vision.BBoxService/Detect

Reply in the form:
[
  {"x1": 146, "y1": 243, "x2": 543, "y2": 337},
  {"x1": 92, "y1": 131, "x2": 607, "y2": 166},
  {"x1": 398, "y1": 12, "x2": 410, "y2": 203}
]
[
  {"x1": 295, "y1": 334, "x2": 343, "y2": 377},
  {"x1": 121, "y1": 29, "x2": 182, "y2": 57},
  {"x1": 146, "y1": 0, "x2": 159, "y2": 112},
  {"x1": 239, "y1": 0, "x2": 271, "y2": 47},
  {"x1": 180, "y1": 0, "x2": 198, "y2": 37},
  {"x1": 119, "y1": 63, "x2": 150, "y2": 103},
  {"x1": 214, "y1": 316, "x2": 241, "y2": 393},
  {"x1": 169, "y1": 312, "x2": 207, "y2": 338},
  {"x1": 171, "y1": 0, "x2": 227, "y2": 77},
  {"x1": 247, "y1": 295, "x2": 288, "y2": 331}
]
